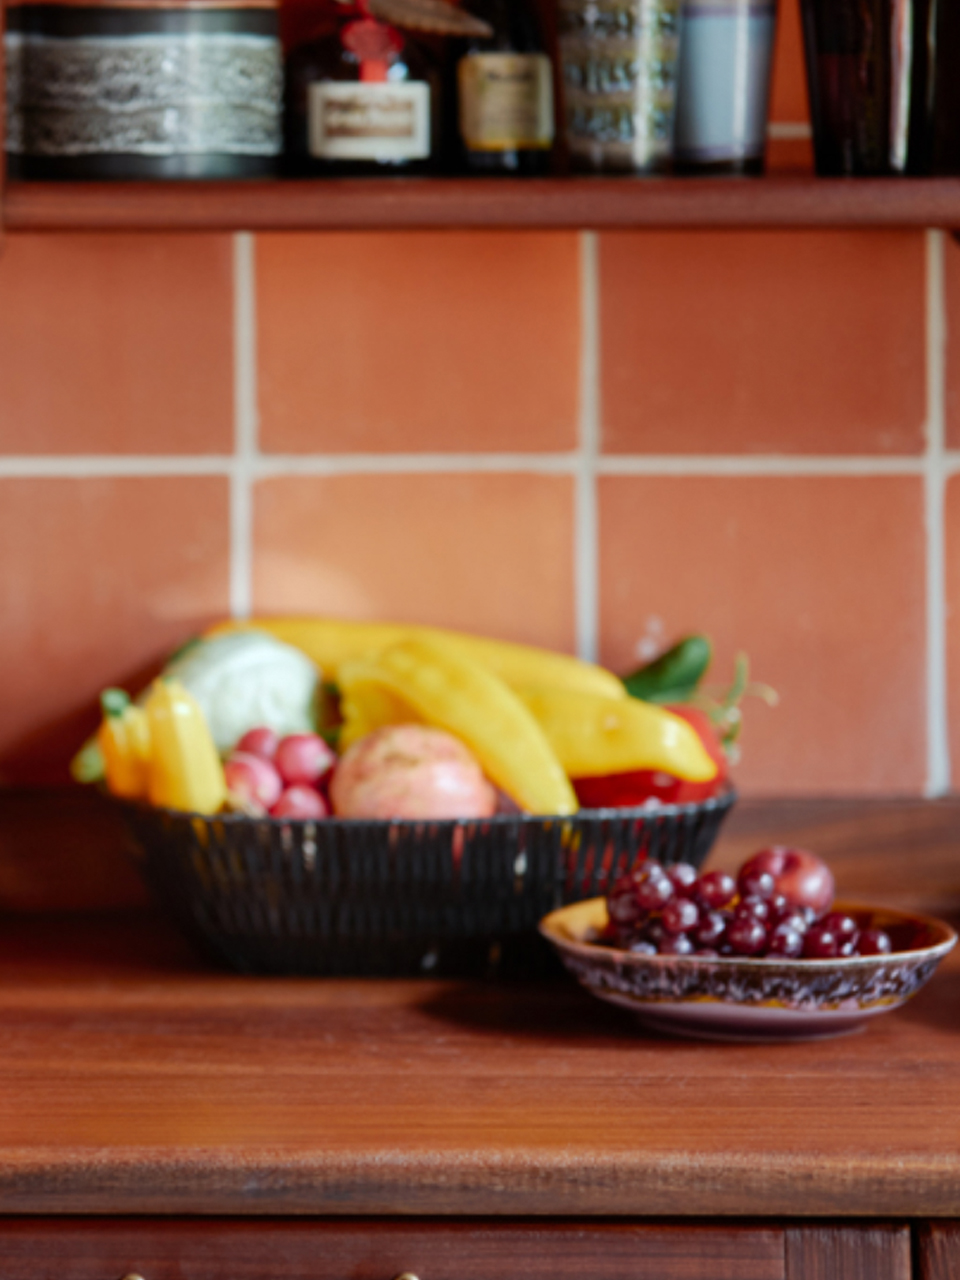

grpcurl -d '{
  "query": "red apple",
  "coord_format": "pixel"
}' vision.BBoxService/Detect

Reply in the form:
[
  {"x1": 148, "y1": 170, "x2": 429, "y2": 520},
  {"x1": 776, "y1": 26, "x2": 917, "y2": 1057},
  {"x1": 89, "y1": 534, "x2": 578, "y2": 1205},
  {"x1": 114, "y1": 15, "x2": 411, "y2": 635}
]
[{"x1": 738, "y1": 846, "x2": 835, "y2": 914}]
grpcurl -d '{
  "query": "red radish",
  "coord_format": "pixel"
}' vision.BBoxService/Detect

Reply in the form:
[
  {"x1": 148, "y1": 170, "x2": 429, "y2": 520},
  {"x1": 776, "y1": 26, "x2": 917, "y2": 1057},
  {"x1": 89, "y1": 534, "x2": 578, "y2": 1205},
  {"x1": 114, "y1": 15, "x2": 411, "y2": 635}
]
[
  {"x1": 738, "y1": 846, "x2": 835, "y2": 914},
  {"x1": 331, "y1": 724, "x2": 496, "y2": 821},
  {"x1": 235, "y1": 726, "x2": 280, "y2": 760},
  {"x1": 271, "y1": 785, "x2": 328, "y2": 819},
  {"x1": 224, "y1": 751, "x2": 283, "y2": 810},
  {"x1": 275, "y1": 733, "x2": 336, "y2": 787}
]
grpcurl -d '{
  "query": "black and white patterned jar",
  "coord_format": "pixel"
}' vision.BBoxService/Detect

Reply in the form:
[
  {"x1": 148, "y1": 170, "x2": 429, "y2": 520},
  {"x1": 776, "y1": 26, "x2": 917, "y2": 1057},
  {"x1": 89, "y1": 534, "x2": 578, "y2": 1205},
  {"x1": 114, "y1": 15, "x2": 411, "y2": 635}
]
[{"x1": 5, "y1": 0, "x2": 282, "y2": 178}]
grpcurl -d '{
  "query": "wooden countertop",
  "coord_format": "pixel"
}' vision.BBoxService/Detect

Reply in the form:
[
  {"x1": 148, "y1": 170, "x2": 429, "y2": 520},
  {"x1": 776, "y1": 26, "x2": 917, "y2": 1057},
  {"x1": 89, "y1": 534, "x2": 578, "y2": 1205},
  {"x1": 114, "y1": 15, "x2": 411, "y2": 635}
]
[{"x1": 0, "y1": 797, "x2": 958, "y2": 1220}]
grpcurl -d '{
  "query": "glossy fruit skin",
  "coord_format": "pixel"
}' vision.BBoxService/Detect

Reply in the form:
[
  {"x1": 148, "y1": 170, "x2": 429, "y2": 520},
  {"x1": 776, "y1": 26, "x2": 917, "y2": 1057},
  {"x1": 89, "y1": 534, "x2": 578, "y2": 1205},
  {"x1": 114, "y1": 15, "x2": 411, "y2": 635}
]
[
  {"x1": 738, "y1": 846, "x2": 835, "y2": 914},
  {"x1": 667, "y1": 863, "x2": 699, "y2": 896},
  {"x1": 858, "y1": 928, "x2": 893, "y2": 955},
  {"x1": 662, "y1": 897, "x2": 700, "y2": 934},
  {"x1": 571, "y1": 706, "x2": 728, "y2": 807},
  {"x1": 235, "y1": 726, "x2": 280, "y2": 761},
  {"x1": 803, "y1": 923, "x2": 841, "y2": 958},
  {"x1": 275, "y1": 733, "x2": 337, "y2": 787},
  {"x1": 224, "y1": 751, "x2": 283, "y2": 811},
  {"x1": 271, "y1": 784, "x2": 328, "y2": 819},
  {"x1": 727, "y1": 915, "x2": 767, "y2": 956},
  {"x1": 695, "y1": 870, "x2": 737, "y2": 910},
  {"x1": 767, "y1": 923, "x2": 804, "y2": 957}
]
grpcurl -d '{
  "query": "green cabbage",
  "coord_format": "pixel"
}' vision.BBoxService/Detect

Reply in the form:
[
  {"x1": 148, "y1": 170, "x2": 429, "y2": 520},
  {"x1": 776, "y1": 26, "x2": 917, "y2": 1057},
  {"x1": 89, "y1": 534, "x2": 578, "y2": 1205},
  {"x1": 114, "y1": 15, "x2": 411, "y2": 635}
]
[{"x1": 163, "y1": 630, "x2": 320, "y2": 753}]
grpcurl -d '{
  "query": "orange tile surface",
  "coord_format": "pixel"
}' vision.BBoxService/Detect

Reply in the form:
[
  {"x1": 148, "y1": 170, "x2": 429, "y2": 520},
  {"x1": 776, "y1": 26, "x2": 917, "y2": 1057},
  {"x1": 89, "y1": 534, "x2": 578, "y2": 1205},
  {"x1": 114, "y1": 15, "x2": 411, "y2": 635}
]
[
  {"x1": 256, "y1": 232, "x2": 580, "y2": 454},
  {"x1": 0, "y1": 235, "x2": 234, "y2": 455},
  {"x1": 769, "y1": 0, "x2": 809, "y2": 125},
  {"x1": 599, "y1": 476, "x2": 926, "y2": 795},
  {"x1": 600, "y1": 231, "x2": 926, "y2": 455},
  {"x1": 253, "y1": 473, "x2": 576, "y2": 650},
  {"x1": 945, "y1": 476, "x2": 960, "y2": 788},
  {"x1": 945, "y1": 237, "x2": 960, "y2": 450},
  {"x1": 0, "y1": 478, "x2": 230, "y2": 784}
]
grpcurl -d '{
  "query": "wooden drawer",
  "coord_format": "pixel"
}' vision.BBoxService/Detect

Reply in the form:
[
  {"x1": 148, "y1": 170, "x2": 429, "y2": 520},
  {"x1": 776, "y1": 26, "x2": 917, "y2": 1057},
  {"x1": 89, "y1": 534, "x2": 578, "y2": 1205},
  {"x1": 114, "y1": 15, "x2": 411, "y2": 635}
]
[
  {"x1": 0, "y1": 1220, "x2": 911, "y2": 1280},
  {"x1": 918, "y1": 1223, "x2": 960, "y2": 1280}
]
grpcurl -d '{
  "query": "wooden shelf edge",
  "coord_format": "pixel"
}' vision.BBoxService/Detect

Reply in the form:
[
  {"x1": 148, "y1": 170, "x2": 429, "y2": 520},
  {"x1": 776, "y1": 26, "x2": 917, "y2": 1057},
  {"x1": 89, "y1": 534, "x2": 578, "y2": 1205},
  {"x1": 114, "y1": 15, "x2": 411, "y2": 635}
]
[{"x1": 5, "y1": 175, "x2": 960, "y2": 232}]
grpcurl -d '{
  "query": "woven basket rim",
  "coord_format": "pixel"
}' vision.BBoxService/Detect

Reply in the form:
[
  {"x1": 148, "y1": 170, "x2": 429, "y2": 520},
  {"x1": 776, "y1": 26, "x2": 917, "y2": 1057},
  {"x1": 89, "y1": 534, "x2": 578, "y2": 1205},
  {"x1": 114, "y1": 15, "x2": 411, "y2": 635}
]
[{"x1": 114, "y1": 784, "x2": 738, "y2": 828}]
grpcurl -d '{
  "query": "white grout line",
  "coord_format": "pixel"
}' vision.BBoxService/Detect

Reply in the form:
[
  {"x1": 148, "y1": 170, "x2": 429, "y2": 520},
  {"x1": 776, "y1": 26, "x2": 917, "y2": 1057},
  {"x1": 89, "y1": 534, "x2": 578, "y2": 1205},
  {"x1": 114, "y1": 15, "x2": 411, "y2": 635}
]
[
  {"x1": 597, "y1": 454, "x2": 926, "y2": 476},
  {"x1": 0, "y1": 456, "x2": 234, "y2": 476},
  {"x1": 230, "y1": 232, "x2": 257, "y2": 621},
  {"x1": 767, "y1": 121, "x2": 813, "y2": 141},
  {"x1": 924, "y1": 229, "x2": 951, "y2": 796},
  {"x1": 575, "y1": 231, "x2": 601, "y2": 664},
  {"x1": 0, "y1": 451, "x2": 931, "y2": 479},
  {"x1": 253, "y1": 452, "x2": 581, "y2": 476}
]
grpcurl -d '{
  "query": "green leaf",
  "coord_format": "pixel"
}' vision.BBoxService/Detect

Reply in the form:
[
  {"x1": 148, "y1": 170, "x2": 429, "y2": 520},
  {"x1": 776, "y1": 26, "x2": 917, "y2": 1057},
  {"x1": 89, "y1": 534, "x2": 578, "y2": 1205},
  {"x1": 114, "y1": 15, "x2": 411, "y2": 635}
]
[{"x1": 623, "y1": 634, "x2": 713, "y2": 703}]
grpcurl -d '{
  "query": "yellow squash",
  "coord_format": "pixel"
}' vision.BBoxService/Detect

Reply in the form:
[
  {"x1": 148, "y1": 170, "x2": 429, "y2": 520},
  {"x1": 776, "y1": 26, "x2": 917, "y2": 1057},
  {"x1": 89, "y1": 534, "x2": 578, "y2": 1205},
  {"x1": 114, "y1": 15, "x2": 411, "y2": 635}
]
[
  {"x1": 143, "y1": 679, "x2": 226, "y2": 814},
  {"x1": 98, "y1": 689, "x2": 152, "y2": 800},
  {"x1": 516, "y1": 686, "x2": 719, "y2": 781},
  {"x1": 205, "y1": 617, "x2": 625, "y2": 701},
  {"x1": 338, "y1": 638, "x2": 578, "y2": 816}
]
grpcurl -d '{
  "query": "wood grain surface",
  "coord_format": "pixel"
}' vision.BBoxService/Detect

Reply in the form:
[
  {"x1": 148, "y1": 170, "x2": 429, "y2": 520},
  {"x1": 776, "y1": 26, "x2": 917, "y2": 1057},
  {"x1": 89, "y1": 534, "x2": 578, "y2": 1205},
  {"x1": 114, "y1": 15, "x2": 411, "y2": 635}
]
[
  {"x1": 916, "y1": 1222, "x2": 960, "y2": 1280},
  {"x1": 6, "y1": 177, "x2": 960, "y2": 233},
  {"x1": 0, "y1": 916, "x2": 956, "y2": 1217},
  {"x1": 0, "y1": 1220, "x2": 787, "y2": 1280},
  {"x1": 0, "y1": 796, "x2": 957, "y2": 1219},
  {"x1": 784, "y1": 1225, "x2": 911, "y2": 1280}
]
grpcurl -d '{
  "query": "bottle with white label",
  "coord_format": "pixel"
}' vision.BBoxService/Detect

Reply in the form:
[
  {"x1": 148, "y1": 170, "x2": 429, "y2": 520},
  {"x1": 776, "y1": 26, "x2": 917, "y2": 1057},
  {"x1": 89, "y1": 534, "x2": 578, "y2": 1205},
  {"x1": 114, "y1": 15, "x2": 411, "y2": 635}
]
[
  {"x1": 284, "y1": 12, "x2": 439, "y2": 174},
  {"x1": 452, "y1": 0, "x2": 554, "y2": 173}
]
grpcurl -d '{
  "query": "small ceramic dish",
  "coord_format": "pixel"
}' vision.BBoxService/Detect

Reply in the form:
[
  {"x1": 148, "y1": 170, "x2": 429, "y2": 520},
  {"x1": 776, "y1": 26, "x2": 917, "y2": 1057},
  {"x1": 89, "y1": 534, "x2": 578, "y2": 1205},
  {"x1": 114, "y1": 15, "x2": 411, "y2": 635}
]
[{"x1": 540, "y1": 898, "x2": 957, "y2": 1042}]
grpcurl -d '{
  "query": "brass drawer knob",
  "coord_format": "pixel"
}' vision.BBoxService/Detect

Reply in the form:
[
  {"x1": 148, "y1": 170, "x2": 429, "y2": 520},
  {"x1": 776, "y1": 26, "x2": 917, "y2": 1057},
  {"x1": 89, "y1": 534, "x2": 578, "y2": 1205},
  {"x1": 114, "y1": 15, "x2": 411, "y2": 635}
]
[{"x1": 394, "y1": 1273, "x2": 420, "y2": 1280}]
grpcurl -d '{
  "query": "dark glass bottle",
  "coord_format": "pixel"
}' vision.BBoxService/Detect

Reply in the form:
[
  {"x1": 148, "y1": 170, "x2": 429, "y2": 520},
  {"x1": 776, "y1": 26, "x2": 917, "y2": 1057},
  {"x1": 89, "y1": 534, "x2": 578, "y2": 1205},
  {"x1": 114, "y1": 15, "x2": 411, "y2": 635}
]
[
  {"x1": 451, "y1": 0, "x2": 554, "y2": 174},
  {"x1": 284, "y1": 11, "x2": 440, "y2": 175}
]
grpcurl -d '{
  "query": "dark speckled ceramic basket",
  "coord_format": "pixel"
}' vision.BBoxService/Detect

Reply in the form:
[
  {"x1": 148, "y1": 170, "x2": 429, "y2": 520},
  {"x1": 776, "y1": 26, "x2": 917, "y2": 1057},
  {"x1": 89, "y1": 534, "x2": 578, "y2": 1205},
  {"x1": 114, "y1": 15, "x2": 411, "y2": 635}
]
[{"x1": 540, "y1": 897, "x2": 957, "y2": 1041}]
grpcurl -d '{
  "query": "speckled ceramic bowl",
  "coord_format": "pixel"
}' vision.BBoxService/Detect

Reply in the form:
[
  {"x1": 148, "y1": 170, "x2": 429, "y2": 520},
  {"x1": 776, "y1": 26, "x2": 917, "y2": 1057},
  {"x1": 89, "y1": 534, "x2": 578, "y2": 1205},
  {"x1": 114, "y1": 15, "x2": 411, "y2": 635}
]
[{"x1": 540, "y1": 898, "x2": 957, "y2": 1042}]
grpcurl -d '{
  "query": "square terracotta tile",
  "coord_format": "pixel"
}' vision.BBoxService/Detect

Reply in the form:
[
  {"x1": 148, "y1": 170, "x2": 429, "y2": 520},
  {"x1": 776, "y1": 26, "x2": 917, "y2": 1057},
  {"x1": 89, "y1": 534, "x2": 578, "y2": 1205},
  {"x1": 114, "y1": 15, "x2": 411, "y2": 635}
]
[
  {"x1": 0, "y1": 477, "x2": 230, "y2": 784},
  {"x1": 0, "y1": 234, "x2": 233, "y2": 455},
  {"x1": 599, "y1": 475, "x2": 926, "y2": 795},
  {"x1": 945, "y1": 236, "x2": 960, "y2": 450},
  {"x1": 769, "y1": 0, "x2": 810, "y2": 126},
  {"x1": 256, "y1": 232, "x2": 580, "y2": 454},
  {"x1": 253, "y1": 472, "x2": 576, "y2": 650},
  {"x1": 600, "y1": 231, "x2": 926, "y2": 455},
  {"x1": 944, "y1": 475, "x2": 960, "y2": 786}
]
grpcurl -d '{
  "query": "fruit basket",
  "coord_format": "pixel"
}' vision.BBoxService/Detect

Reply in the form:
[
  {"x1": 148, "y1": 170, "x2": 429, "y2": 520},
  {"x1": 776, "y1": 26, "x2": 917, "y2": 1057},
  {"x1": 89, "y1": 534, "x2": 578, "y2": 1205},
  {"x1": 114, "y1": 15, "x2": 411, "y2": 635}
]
[{"x1": 118, "y1": 787, "x2": 737, "y2": 976}]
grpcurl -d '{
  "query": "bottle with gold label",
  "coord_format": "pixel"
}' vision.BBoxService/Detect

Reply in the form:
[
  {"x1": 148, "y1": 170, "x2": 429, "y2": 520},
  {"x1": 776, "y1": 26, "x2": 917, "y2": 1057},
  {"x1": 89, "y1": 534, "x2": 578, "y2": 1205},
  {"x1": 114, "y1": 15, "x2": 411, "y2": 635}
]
[{"x1": 453, "y1": 0, "x2": 554, "y2": 173}]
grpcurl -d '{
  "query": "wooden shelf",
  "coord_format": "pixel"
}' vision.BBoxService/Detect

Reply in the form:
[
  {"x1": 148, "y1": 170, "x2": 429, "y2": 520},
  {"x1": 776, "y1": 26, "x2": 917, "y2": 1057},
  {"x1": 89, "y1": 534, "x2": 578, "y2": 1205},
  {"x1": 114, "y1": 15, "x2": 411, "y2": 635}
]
[{"x1": 5, "y1": 174, "x2": 960, "y2": 232}]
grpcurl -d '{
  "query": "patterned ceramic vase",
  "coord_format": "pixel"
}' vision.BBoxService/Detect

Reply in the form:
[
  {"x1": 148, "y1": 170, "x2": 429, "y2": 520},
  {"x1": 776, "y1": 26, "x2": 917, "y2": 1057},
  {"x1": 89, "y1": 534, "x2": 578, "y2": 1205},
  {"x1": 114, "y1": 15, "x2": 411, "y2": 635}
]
[
  {"x1": 5, "y1": 0, "x2": 282, "y2": 178},
  {"x1": 558, "y1": 0, "x2": 682, "y2": 172}
]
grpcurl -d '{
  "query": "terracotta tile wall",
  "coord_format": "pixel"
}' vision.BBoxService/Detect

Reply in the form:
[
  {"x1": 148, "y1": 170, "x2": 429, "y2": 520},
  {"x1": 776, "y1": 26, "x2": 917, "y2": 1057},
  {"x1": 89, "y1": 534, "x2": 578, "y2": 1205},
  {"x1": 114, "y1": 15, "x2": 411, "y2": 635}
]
[{"x1": 0, "y1": 3, "x2": 954, "y2": 800}]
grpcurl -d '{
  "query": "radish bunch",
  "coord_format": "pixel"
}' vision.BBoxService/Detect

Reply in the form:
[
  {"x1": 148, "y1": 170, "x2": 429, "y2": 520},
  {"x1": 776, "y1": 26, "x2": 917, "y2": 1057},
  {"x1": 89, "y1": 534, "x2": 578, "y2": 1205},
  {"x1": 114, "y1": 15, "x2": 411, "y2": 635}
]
[{"x1": 224, "y1": 727, "x2": 335, "y2": 818}]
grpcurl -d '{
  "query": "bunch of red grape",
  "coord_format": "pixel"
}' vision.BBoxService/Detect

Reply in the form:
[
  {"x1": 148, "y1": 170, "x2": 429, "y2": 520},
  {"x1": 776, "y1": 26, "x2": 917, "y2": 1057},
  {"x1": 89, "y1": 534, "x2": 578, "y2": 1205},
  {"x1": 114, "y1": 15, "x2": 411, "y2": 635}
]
[{"x1": 604, "y1": 847, "x2": 892, "y2": 960}]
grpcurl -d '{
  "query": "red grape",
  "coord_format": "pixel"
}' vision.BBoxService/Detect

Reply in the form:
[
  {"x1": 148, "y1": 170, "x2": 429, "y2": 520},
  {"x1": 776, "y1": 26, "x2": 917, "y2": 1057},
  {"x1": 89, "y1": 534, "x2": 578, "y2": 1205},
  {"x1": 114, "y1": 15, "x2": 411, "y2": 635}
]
[
  {"x1": 694, "y1": 910, "x2": 727, "y2": 948},
  {"x1": 767, "y1": 923, "x2": 804, "y2": 957},
  {"x1": 858, "y1": 929, "x2": 892, "y2": 956},
  {"x1": 695, "y1": 870, "x2": 737, "y2": 910},
  {"x1": 727, "y1": 916, "x2": 767, "y2": 956},
  {"x1": 802, "y1": 923, "x2": 841, "y2": 959},
  {"x1": 737, "y1": 866, "x2": 776, "y2": 900},
  {"x1": 662, "y1": 897, "x2": 699, "y2": 935},
  {"x1": 658, "y1": 934, "x2": 695, "y2": 956},
  {"x1": 667, "y1": 863, "x2": 698, "y2": 896},
  {"x1": 634, "y1": 866, "x2": 675, "y2": 912}
]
